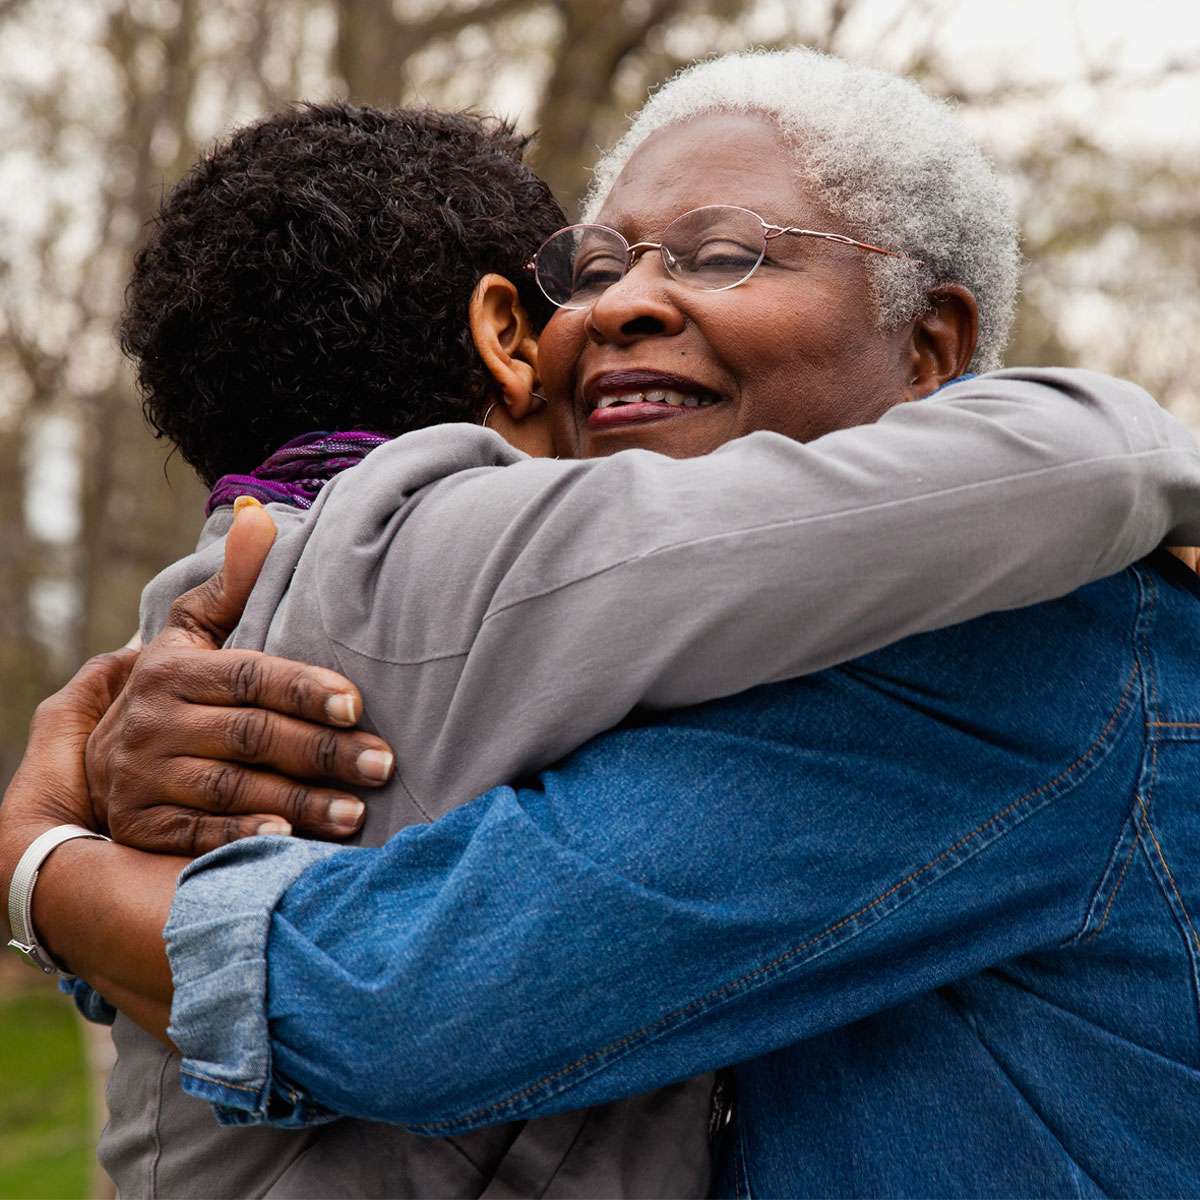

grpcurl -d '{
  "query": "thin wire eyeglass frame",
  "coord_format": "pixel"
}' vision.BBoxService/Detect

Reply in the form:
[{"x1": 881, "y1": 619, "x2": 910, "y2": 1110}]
[{"x1": 525, "y1": 204, "x2": 924, "y2": 311}]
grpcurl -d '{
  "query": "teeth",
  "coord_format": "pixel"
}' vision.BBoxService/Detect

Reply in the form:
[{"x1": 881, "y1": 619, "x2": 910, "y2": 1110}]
[{"x1": 595, "y1": 389, "x2": 718, "y2": 410}]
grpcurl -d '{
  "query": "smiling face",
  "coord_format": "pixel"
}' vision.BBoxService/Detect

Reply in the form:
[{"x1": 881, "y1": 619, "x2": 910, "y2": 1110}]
[{"x1": 539, "y1": 111, "x2": 920, "y2": 459}]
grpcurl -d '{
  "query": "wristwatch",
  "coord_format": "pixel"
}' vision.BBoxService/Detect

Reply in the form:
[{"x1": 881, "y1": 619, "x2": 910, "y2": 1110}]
[{"x1": 6, "y1": 825, "x2": 112, "y2": 974}]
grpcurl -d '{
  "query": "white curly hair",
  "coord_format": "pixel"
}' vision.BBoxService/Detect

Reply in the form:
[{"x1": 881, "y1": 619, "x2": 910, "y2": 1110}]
[{"x1": 582, "y1": 48, "x2": 1020, "y2": 372}]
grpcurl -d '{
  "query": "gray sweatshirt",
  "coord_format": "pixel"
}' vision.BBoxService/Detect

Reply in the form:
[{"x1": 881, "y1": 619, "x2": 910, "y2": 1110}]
[{"x1": 102, "y1": 370, "x2": 1200, "y2": 1198}]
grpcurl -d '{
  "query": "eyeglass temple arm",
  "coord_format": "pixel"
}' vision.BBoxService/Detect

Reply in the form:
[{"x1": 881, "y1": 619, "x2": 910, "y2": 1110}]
[{"x1": 763, "y1": 224, "x2": 922, "y2": 264}]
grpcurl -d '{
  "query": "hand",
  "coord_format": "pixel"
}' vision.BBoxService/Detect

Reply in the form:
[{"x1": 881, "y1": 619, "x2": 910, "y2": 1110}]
[
  {"x1": 85, "y1": 500, "x2": 396, "y2": 856},
  {"x1": 1, "y1": 649, "x2": 136, "y2": 938}
]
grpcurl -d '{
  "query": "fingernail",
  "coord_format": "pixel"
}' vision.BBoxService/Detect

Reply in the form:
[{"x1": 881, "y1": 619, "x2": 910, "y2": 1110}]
[
  {"x1": 357, "y1": 749, "x2": 394, "y2": 782},
  {"x1": 233, "y1": 495, "x2": 263, "y2": 514},
  {"x1": 257, "y1": 820, "x2": 292, "y2": 836},
  {"x1": 326, "y1": 693, "x2": 358, "y2": 725},
  {"x1": 329, "y1": 797, "x2": 365, "y2": 829}
]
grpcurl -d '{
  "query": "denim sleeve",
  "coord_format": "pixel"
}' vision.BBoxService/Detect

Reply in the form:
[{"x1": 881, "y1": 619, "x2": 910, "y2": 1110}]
[
  {"x1": 166, "y1": 572, "x2": 1146, "y2": 1133},
  {"x1": 163, "y1": 835, "x2": 342, "y2": 1127},
  {"x1": 59, "y1": 977, "x2": 117, "y2": 1025}
]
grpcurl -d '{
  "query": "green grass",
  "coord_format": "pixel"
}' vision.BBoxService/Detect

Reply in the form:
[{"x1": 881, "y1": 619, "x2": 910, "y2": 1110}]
[{"x1": 0, "y1": 989, "x2": 91, "y2": 1200}]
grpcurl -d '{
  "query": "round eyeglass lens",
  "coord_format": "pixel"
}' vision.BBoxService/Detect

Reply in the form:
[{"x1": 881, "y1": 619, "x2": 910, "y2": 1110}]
[
  {"x1": 535, "y1": 224, "x2": 630, "y2": 310},
  {"x1": 661, "y1": 205, "x2": 767, "y2": 291}
]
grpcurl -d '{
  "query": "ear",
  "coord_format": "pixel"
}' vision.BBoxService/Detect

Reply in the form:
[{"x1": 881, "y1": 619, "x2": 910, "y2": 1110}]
[
  {"x1": 904, "y1": 284, "x2": 979, "y2": 399},
  {"x1": 469, "y1": 273, "x2": 541, "y2": 418}
]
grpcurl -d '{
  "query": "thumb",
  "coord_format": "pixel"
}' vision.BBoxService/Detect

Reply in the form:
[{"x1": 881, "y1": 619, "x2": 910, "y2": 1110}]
[
  {"x1": 224, "y1": 496, "x2": 279, "y2": 609},
  {"x1": 164, "y1": 497, "x2": 277, "y2": 647}
]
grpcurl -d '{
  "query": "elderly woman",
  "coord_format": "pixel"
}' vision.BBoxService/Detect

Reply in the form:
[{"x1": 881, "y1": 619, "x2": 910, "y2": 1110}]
[{"x1": 6, "y1": 49, "x2": 1200, "y2": 1198}]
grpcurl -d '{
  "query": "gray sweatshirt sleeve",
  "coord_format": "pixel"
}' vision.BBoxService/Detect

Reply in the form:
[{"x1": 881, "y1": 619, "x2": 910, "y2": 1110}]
[{"x1": 304, "y1": 367, "x2": 1200, "y2": 797}]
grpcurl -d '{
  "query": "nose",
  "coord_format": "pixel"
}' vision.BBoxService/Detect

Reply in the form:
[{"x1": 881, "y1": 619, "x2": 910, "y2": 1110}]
[{"x1": 584, "y1": 253, "x2": 686, "y2": 346}]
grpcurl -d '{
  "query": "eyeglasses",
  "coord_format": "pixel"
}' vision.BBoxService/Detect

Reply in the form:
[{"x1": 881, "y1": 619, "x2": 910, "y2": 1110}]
[{"x1": 526, "y1": 204, "x2": 919, "y2": 311}]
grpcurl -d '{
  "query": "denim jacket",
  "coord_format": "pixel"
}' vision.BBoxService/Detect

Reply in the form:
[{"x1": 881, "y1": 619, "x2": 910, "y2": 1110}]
[
  {"x1": 168, "y1": 552, "x2": 1200, "y2": 1197},
  {"x1": 98, "y1": 368, "x2": 1200, "y2": 1197}
]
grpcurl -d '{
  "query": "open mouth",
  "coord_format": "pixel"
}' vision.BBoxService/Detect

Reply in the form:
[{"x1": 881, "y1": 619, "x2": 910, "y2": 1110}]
[{"x1": 583, "y1": 372, "x2": 725, "y2": 430}]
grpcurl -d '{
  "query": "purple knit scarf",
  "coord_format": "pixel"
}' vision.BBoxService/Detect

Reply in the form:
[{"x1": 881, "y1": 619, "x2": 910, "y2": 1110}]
[{"x1": 205, "y1": 431, "x2": 390, "y2": 516}]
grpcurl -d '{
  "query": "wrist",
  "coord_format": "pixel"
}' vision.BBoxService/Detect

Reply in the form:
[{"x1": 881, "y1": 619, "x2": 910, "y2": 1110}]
[
  {"x1": 6, "y1": 825, "x2": 112, "y2": 973},
  {"x1": 0, "y1": 820, "x2": 57, "y2": 940}
]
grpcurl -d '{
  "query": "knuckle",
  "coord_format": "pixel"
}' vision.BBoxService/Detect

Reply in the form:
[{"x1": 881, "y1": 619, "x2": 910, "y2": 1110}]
[
  {"x1": 166, "y1": 594, "x2": 205, "y2": 638},
  {"x1": 148, "y1": 810, "x2": 195, "y2": 857},
  {"x1": 230, "y1": 709, "x2": 270, "y2": 758},
  {"x1": 313, "y1": 729, "x2": 340, "y2": 777},
  {"x1": 280, "y1": 783, "x2": 312, "y2": 823},
  {"x1": 186, "y1": 814, "x2": 205, "y2": 858},
  {"x1": 230, "y1": 656, "x2": 263, "y2": 706},
  {"x1": 124, "y1": 812, "x2": 169, "y2": 854},
  {"x1": 30, "y1": 694, "x2": 61, "y2": 728},
  {"x1": 168, "y1": 576, "x2": 224, "y2": 638},
  {"x1": 89, "y1": 649, "x2": 127, "y2": 674},
  {"x1": 120, "y1": 700, "x2": 159, "y2": 746},
  {"x1": 201, "y1": 763, "x2": 244, "y2": 813},
  {"x1": 133, "y1": 654, "x2": 174, "y2": 697},
  {"x1": 284, "y1": 671, "x2": 313, "y2": 716}
]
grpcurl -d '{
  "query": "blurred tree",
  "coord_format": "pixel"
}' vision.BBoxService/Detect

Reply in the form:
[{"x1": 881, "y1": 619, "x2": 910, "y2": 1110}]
[
  {"x1": 1, "y1": 0, "x2": 1198, "y2": 779},
  {"x1": 1, "y1": 4, "x2": 1198, "y2": 1196}
]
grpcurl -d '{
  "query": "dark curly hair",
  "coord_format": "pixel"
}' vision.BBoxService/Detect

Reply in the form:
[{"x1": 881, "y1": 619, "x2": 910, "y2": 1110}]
[{"x1": 121, "y1": 103, "x2": 566, "y2": 485}]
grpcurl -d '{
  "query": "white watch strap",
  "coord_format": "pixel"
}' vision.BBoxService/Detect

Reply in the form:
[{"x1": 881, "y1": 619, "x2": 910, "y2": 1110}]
[{"x1": 6, "y1": 824, "x2": 112, "y2": 975}]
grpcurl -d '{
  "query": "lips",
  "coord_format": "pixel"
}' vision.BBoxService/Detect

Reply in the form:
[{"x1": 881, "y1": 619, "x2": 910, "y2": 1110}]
[{"x1": 582, "y1": 370, "x2": 725, "y2": 430}]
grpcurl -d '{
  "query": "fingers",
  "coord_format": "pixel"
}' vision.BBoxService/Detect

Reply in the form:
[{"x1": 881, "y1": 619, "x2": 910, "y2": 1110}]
[
  {"x1": 117, "y1": 761, "x2": 369, "y2": 850},
  {"x1": 135, "y1": 646, "x2": 367, "y2": 730},
  {"x1": 164, "y1": 499, "x2": 277, "y2": 649},
  {"x1": 224, "y1": 498, "x2": 278, "y2": 606},
  {"x1": 181, "y1": 705, "x2": 394, "y2": 788},
  {"x1": 116, "y1": 804, "x2": 349, "y2": 858}
]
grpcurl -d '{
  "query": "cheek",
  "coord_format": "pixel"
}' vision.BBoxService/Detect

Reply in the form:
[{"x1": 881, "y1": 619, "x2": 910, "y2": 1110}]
[
  {"x1": 536, "y1": 310, "x2": 586, "y2": 403},
  {"x1": 717, "y1": 281, "x2": 903, "y2": 439}
]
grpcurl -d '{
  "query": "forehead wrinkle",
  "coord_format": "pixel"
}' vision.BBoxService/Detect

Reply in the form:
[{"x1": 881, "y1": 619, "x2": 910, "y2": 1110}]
[{"x1": 594, "y1": 113, "x2": 840, "y2": 242}]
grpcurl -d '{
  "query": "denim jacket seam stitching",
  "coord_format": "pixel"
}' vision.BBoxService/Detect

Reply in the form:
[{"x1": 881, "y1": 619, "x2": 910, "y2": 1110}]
[
  {"x1": 1071, "y1": 562, "x2": 1162, "y2": 950},
  {"x1": 1126, "y1": 568, "x2": 1200, "y2": 975},
  {"x1": 182, "y1": 1067, "x2": 262, "y2": 1095},
  {"x1": 1131, "y1": 780, "x2": 1200, "y2": 1058},
  {"x1": 1079, "y1": 822, "x2": 1139, "y2": 944},
  {"x1": 1075, "y1": 568, "x2": 1152, "y2": 945},
  {"x1": 1130, "y1": 561, "x2": 1200, "y2": 1049},
  {"x1": 1131, "y1": 563, "x2": 1160, "y2": 714},
  {"x1": 1135, "y1": 782, "x2": 1200, "y2": 958},
  {"x1": 410, "y1": 665, "x2": 1139, "y2": 1134}
]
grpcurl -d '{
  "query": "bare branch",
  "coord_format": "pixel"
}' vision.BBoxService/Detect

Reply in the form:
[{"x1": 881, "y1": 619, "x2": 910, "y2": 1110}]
[{"x1": 411, "y1": 0, "x2": 543, "y2": 46}]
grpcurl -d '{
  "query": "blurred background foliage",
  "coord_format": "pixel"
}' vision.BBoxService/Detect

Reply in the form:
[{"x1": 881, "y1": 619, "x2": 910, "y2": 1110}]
[
  {"x1": 0, "y1": 1, "x2": 1199, "y2": 1195},
  {"x1": 3, "y1": 0, "x2": 1200, "y2": 786}
]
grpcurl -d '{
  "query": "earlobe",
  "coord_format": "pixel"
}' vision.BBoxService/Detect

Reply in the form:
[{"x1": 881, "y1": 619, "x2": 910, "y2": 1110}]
[
  {"x1": 906, "y1": 285, "x2": 979, "y2": 399},
  {"x1": 469, "y1": 274, "x2": 540, "y2": 418}
]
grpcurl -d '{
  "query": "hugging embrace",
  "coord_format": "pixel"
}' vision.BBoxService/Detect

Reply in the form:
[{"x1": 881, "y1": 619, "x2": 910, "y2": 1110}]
[{"x1": 5, "y1": 46, "x2": 1200, "y2": 1200}]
